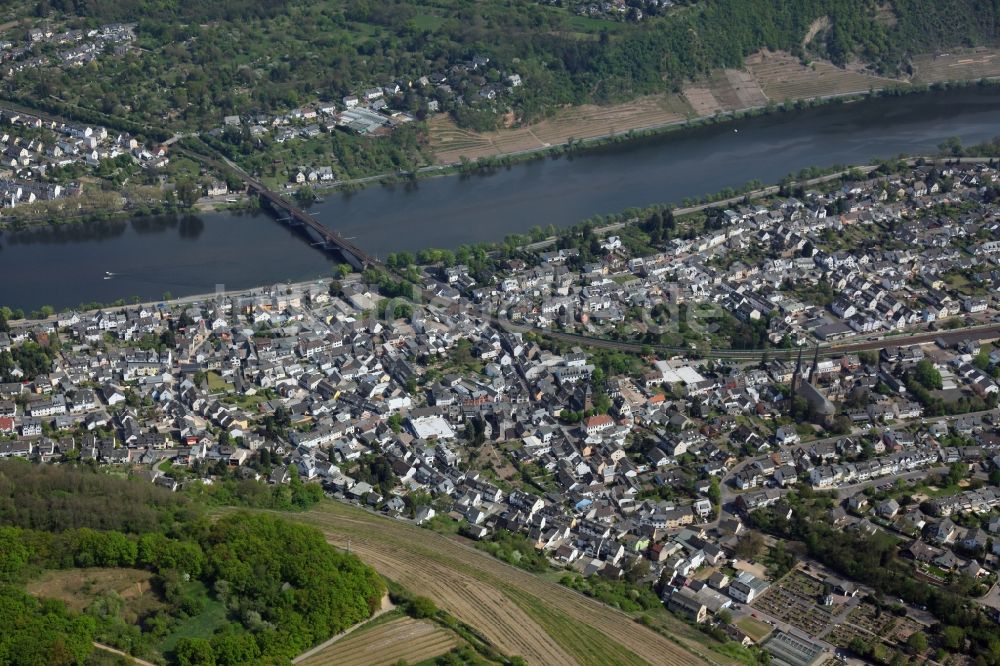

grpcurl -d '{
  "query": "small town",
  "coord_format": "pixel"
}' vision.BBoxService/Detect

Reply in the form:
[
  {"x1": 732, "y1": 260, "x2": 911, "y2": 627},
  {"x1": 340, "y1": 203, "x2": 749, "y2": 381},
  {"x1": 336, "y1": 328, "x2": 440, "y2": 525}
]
[
  {"x1": 3, "y1": 2, "x2": 1000, "y2": 666},
  {"x1": 2, "y1": 159, "x2": 1000, "y2": 666},
  {"x1": 0, "y1": 43, "x2": 528, "y2": 214},
  {"x1": 208, "y1": 51, "x2": 525, "y2": 188},
  {"x1": 0, "y1": 107, "x2": 152, "y2": 209},
  {"x1": 0, "y1": 22, "x2": 136, "y2": 77}
]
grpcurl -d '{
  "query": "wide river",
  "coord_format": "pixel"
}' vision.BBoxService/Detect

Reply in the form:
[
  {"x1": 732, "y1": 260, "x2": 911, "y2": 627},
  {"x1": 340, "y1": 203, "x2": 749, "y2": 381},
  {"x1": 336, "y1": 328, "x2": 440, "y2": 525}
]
[{"x1": 3, "y1": 88, "x2": 1000, "y2": 311}]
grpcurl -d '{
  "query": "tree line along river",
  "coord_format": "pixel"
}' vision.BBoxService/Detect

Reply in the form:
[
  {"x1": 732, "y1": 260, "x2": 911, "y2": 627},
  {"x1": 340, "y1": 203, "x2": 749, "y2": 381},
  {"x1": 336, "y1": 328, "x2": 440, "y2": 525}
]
[{"x1": 3, "y1": 87, "x2": 1000, "y2": 312}]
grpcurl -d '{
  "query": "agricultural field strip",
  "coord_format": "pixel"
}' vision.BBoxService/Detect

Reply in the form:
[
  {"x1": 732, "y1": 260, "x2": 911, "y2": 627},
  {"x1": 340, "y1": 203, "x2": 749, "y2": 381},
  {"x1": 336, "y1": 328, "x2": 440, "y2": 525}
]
[
  {"x1": 433, "y1": 47, "x2": 1000, "y2": 164},
  {"x1": 296, "y1": 504, "x2": 719, "y2": 666},
  {"x1": 746, "y1": 52, "x2": 904, "y2": 101},
  {"x1": 299, "y1": 617, "x2": 457, "y2": 666},
  {"x1": 428, "y1": 96, "x2": 690, "y2": 164},
  {"x1": 351, "y1": 545, "x2": 573, "y2": 664},
  {"x1": 912, "y1": 49, "x2": 1000, "y2": 84},
  {"x1": 291, "y1": 594, "x2": 397, "y2": 664},
  {"x1": 299, "y1": 511, "x2": 574, "y2": 665}
]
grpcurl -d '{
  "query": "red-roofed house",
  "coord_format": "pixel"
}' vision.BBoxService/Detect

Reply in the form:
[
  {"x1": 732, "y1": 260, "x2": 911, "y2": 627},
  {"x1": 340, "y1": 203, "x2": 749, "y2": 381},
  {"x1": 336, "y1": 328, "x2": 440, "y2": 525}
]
[
  {"x1": 585, "y1": 414, "x2": 614, "y2": 435},
  {"x1": 0, "y1": 417, "x2": 14, "y2": 434}
]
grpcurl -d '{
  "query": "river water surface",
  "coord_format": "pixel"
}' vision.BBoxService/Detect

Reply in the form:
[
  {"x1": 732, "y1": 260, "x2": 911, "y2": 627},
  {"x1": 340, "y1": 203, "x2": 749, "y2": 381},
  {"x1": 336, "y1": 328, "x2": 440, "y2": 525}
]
[{"x1": 3, "y1": 88, "x2": 1000, "y2": 311}]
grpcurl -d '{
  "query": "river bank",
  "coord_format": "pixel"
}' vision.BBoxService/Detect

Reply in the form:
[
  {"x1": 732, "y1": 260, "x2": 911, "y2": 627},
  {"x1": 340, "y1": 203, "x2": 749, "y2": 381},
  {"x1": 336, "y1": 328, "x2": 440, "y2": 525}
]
[
  {"x1": 4, "y1": 86, "x2": 1000, "y2": 311},
  {"x1": 265, "y1": 77, "x2": 1000, "y2": 199},
  {"x1": 1, "y1": 77, "x2": 997, "y2": 232},
  {"x1": 424, "y1": 76, "x2": 1000, "y2": 171}
]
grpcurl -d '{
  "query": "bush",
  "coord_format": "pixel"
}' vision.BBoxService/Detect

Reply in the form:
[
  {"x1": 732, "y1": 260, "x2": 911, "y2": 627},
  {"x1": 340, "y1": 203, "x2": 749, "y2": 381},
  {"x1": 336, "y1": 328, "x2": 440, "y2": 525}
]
[
  {"x1": 174, "y1": 637, "x2": 216, "y2": 666},
  {"x1": 408, "y1": 596, "x2": 438, "y2": 619}
]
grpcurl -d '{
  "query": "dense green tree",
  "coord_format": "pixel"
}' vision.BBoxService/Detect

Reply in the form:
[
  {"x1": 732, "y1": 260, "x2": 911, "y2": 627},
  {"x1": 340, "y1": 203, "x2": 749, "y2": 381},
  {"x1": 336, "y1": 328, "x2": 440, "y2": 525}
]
[
  {"x1": 209, "y1": 631, "x2": 261, "y2": 666},
  {"x1": 941, "y1": 626, "x2": 965, "y2": 651},
  {"x1": 65, "y1": 529, "x2": 138, "y2": 568},
  {"x1": 408, "y1": 596, "x2": 437, "y2": 619},
  {"x1": 203, "y1": 514, "x2": 384, "y2": 657},
  {"x1": 0, "y1": 586, "x2": 96, "y2": 666},
  {"x1": 175, "y1": 637, "x2": 216, "y2": 666},
  {"x1": 0, "y1": 528, "x2": 31, "y2": 582},
  {"x1": 137, "y1": 533, "x2": 205, "y2": 576},
  {"x1": 906, "y1": 631, "x2": 928, "y2": 654},
  {"x1": 914, "y1": 360, "x2": 943, "y2": 390}
]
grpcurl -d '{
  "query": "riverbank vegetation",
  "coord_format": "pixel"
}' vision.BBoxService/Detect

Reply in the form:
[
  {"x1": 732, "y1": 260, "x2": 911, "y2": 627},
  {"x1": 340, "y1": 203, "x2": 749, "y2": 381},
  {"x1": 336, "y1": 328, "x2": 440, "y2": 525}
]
[
  {"x1": 200, "y1": 123, "x2": 430, "y2": 188},
  {"x1": 0, "y1": 461, "x2": 384, "y2": 665}
]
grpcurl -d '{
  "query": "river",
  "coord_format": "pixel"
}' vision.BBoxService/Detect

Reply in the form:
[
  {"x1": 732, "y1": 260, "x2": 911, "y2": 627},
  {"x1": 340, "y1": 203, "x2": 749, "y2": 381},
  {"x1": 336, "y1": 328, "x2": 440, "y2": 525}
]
[{"x1": 3, "y1": 88, "x2": 1000, "y2": 311}]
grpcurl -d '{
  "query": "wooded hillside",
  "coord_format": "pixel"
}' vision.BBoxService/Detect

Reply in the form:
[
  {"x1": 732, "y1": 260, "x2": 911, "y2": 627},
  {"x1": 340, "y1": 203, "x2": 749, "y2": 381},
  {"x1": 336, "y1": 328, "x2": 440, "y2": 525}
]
[
  {"x1": 0, "y1": 462, "x2": 384, "y2": 665},
  {"x1": 4, "y1": 0, "x2": 998, "y2": 132}
]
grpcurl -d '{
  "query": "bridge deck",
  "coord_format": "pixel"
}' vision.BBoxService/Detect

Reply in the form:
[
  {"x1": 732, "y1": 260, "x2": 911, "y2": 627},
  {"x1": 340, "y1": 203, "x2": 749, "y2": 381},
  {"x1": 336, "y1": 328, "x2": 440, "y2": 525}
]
[{"x1": 247, "y1": 183, "x2": 374, "y2": 268}]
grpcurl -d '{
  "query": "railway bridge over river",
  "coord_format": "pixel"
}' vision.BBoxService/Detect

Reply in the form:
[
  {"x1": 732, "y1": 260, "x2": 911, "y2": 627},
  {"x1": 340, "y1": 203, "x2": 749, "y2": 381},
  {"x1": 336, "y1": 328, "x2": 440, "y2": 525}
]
[
  {"x1": 176, "y1": 146, "x2": 376, "y2": 270},
  {"x1": 243, "y1": 177, "x2": 374, "y2": 271}
]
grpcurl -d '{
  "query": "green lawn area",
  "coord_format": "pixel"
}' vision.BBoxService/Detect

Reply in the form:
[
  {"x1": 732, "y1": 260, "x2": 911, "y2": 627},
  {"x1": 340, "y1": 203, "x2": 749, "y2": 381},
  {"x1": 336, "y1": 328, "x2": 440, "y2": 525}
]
[
  {"x1": 918, "y1": 563, "x2": 949, "y2": 579},
  {"x1": 795, "y1": 422, "x2": 817, "y2": 437},
  {"x1": 224, "y1": 393, "x2": 265, "y2": 409},
  {"x1": 157, "y1": 582, "x2": 229, "y2": 655},
  {"x1": 238, "y1": 393, "x2": 266, "y2": 406},
  {"x1": 206, "y1": 371, "x2": 234, "y2": 392},
  {"x1": 423, "y1": 514, "x2": 461, "y2": 536},
  {"x1": 736, "y1": 616, "x2": 773, "y2": 642},
  {"x1": 163, "y1": 156, "x2": 202, "y2": 181},
  {"x1": 945, "y1": 272, "x2": 969, "y2": 289}
]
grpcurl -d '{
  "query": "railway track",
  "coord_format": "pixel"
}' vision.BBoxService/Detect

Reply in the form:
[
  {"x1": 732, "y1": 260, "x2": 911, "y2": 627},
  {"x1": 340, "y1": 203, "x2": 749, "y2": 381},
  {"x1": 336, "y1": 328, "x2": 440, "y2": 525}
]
[{"x1": 492, "y1": 318, "x2": 1000, "y2": 360}]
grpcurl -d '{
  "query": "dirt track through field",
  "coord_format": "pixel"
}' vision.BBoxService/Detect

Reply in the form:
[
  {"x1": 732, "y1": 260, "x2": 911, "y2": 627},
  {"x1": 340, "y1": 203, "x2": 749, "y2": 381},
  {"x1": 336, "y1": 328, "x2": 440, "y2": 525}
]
[{"x1": 295, "y1": 502, "x2": 718, "y2": 666}]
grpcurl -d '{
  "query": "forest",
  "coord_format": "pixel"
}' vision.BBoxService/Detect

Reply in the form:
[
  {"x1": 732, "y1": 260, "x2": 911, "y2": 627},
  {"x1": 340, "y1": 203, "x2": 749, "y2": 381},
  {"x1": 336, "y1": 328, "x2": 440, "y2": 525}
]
[
  {"x1": 0, "y1": 585, "x2": 96, "y2": 666},
  {"x1": 3, "y1": 0, "x2": 998, "y2": 135},
  {"x1": 0, "y1": 461, "x2": 384, "y2": 665}
]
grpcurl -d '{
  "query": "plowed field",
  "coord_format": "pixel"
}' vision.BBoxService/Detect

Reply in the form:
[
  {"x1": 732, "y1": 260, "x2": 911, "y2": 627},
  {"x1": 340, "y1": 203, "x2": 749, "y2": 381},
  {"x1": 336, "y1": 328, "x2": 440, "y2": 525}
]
[
  {"x1": 298, "y1": 617, "x2": 457, "y2": 666},
  {"x1": 292, "y1": 501, "x2": 726, "y2": 666},
  {"x1": 429, "y1": 94, "x2": 691, "y2": 164},
  {"x1": 912, "y1": 48, "x2": 1000, "y2": 84}
]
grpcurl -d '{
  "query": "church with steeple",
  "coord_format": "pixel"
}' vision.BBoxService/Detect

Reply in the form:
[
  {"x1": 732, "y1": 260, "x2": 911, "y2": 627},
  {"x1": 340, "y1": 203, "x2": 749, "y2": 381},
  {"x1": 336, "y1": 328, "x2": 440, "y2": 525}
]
[{"x1": 790, "y1": 345, "x2": 836, "y2": 426}]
